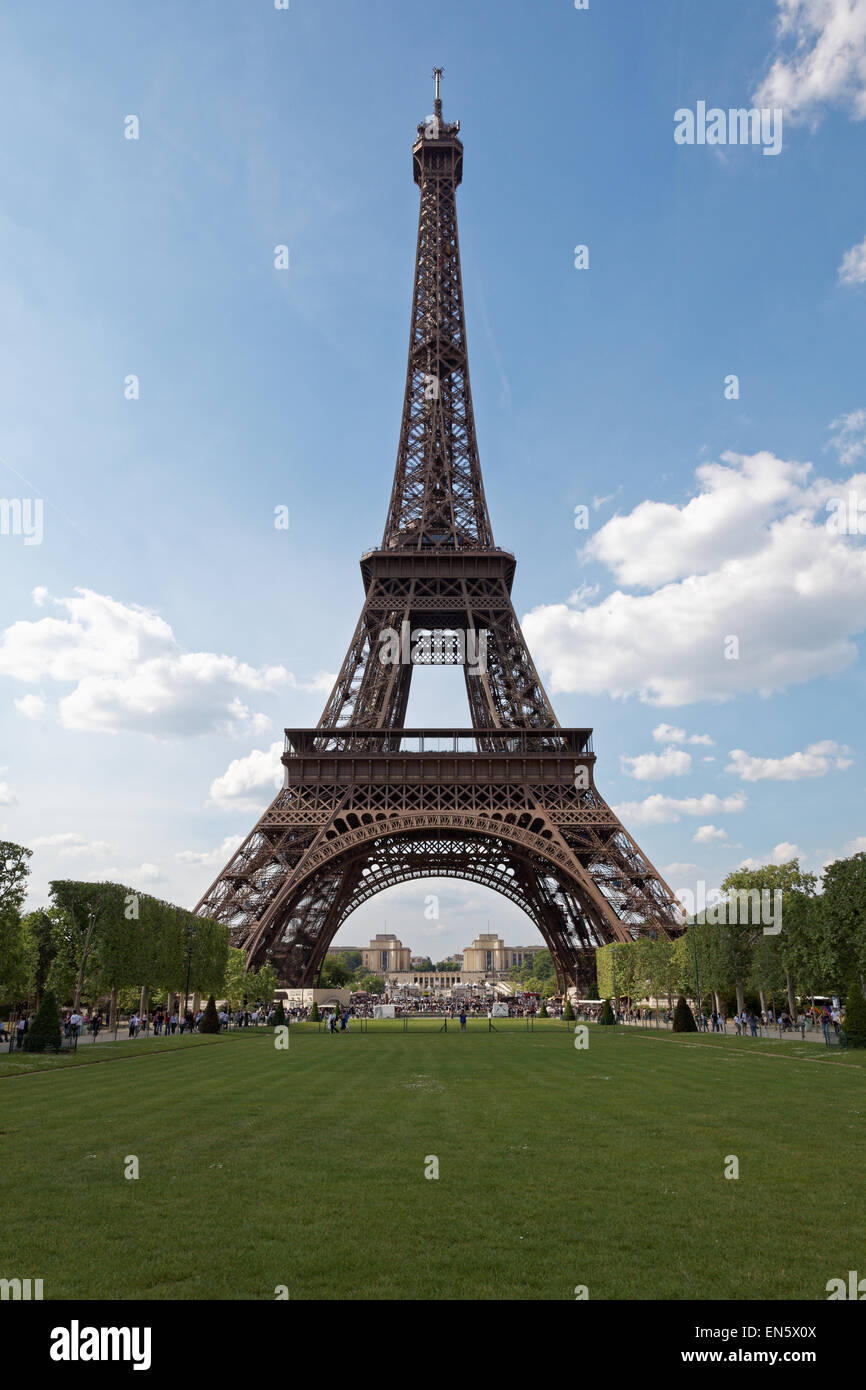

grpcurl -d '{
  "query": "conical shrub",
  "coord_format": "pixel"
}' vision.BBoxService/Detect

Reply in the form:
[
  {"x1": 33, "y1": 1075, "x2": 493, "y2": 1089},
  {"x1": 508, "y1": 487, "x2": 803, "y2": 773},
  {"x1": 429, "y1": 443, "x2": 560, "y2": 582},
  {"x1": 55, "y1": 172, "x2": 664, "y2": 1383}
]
[
  {"x1": 273, "y1": 1000, "x2": 286, "y2": 1026},
  {"x1": 22, "y1": 990, "x2": 62, "y2": 1053},
  {"x1": 673, "y1": 995, "x2": 698, "y2": 1033},
  {"x1": 563, "y1": 999, "x2": 575, "y2": 1021},
  {"x1": 599, "y1": 998, "x2": 615, "y2": 1025},
  {"x1": 309, "y1": 1000, "x2": 320, "y2": 1022},
  {"x1": 843, "y1": 983, "x2": 866, "y2": 1047},
  {"x1": 198, "y1": 994, "x2": 221, "y2": 1034}
]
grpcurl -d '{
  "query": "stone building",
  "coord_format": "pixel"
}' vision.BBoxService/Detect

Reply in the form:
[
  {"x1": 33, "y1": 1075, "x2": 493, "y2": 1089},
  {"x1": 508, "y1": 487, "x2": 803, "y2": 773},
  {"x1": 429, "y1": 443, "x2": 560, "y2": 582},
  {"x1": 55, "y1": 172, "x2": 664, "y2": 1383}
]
[
  {"x1": 461, "y1": 933, "x2": 546, "y2": 975},
  {"x1": 361, "y1": 933, "x2": 411, "y2": 974}
]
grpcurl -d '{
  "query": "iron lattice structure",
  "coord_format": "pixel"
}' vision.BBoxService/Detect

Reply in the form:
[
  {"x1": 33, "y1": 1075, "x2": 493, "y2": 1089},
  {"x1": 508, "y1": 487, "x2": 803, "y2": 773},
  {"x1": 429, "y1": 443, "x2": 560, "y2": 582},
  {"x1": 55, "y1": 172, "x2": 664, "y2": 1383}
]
[{"x1": 196, "y1": 74, "x2": 683, "y2": 990}]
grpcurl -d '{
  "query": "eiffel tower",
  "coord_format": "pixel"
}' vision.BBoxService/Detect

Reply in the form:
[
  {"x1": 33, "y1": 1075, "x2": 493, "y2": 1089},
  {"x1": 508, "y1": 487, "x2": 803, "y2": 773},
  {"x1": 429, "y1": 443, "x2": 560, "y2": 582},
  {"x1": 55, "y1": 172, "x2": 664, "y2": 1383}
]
[{"x1": 196, "y1": 71, "x2": 682, "y2": 989}]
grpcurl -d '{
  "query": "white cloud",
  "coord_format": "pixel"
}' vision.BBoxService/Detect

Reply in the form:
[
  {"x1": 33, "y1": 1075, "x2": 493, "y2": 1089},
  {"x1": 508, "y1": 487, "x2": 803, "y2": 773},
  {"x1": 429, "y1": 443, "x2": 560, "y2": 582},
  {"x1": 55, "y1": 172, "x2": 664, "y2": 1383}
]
[
  {"x1": 739, "y1": 842, "x2": 801, "y2": 869},
  {"x1": 523, "y1": 451, "x2": 866, "y2": 706},
  {"x1": 612, "y1": 792, "x2": 746, "y2": 827},
  {"x1": 828, "y1": 409, "x2": 866, "y2": 463},
  {"x1": 0, "y1": 769, "x2": 16, "y2": 806},
  {"x1": 14, "y1": 693, "x2": 47, "y2": 719},
  {"x1": 620, "y1": 747, "x2": 692, "y2": 780},
  {"x1": 210, "y1": 741, "x2": 283, "y2": 810},
  {"x1": 754, "y1": 0, "x2": 866, "y2": 122},
  {"x1": 95, "y1": 862, "x2": 162, "y2": 884},
  {"x1": 583, "y1": 452, "x2": 811, "y2": 590},
  {"x1": 662, "y1": 861, "x2": 698, "y2": 878},
  {"x1": 0, "y1": 588, "x2": 333, "y2": 737},
  {"x1": 30, "y1": 833, "x2": 111, "y2": 858},
  {"x1": 844, "y1": 835, "x2": 866, "y2": 854},
  {"x1": 693, "y1": 824, "x2": 729, "y2": 844},
  {"x1": 838, "y1": 237, "x2": 866, "y2": 286},
  {"x1": 653, "y1": 724, "x2": 714, "y2": 746},
  {"x1": 176, "y1": 835, "x2": 244, "y2": 867},
  {"x1": 726, "y1": 740, "x2": 852, "y2": 781}
]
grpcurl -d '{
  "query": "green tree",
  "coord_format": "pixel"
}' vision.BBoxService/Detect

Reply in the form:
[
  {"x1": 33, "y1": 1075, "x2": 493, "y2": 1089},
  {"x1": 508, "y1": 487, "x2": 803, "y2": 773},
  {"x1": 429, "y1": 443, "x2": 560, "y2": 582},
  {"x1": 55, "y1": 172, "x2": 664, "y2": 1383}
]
[
  {"x1": 252, "y1": 962, "x2": 278, "y2": 1005},
  {"x1": 820, "y1": 854, "x2": 866, "y2": 990},
  {"x1": 319, "y1": 957, "x2": 352, "y2": 988},
  {"x1": 0, "y1": 841, "x2": 31, "y2": 1004},
  {"x1": 563, "y1": 998, "x2": 575, "y2": 1021},
  {"x1": 222, "y1": 947, "x2": 249, "y2": 1010},
  {"x1": 719, "y1": 860, "x2": 817, "y2": 1015},
  {"x1": 273, "y1": 1000, "x2": 286, "y2": 1026},
  {"x1": 309, "y1": 1000, "x2": 320, "y2": 1022},
  {"x1": 21, "y1": 909, "x2": 57, "y2": 1005},
  {"x1": 49, "y1": 881, "x2": 126, "y2": 1009},
  {"x1": 599, "y1": 997, "x2": 615, "y2": 1025},
  {"x1": 22, "y1": 989, "x2": 62, "y2": 1053},
  {"x1": 595, "y1": 945, "x2": 614, "y2": 1000},
  {"x1": 646, "y1": 938, "x2": 679, "y2": 1010},
  {"x1": 842, "y1": 981, "x2": 866, "y2": 1045},
  {"x1": 355, "y1": 974, "x2": 385, "y2": 995}
]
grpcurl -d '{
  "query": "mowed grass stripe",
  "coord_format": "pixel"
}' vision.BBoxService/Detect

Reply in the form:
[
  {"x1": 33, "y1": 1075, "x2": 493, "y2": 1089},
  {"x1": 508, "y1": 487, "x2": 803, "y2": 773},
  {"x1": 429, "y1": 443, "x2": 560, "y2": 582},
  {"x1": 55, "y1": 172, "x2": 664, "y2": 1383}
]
[{"x1": 1, "y1": 1027, "x2": 862, "y2": 1300}]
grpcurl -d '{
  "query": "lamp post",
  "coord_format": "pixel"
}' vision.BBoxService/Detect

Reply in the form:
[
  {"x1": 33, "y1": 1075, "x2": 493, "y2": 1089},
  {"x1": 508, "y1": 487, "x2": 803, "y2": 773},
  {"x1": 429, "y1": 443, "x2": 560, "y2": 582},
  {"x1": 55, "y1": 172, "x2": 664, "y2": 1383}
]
[
  {"x1": 183, "y1": 920, "x2": 195, "y2": 1020},
  {"x1": 611, "y1": 942, "x2": 618, "y2": 1028},
  {"x1": 691, "y1": 923, "x2": 701, "y2": 1028}
]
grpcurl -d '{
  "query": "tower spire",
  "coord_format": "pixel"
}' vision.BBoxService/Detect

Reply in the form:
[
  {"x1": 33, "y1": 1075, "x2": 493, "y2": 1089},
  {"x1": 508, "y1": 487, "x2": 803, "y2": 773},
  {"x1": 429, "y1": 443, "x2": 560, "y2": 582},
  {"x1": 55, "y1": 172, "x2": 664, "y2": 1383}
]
[{"x1": 433, "y1": 65, "x2": 443, "y2": 121}]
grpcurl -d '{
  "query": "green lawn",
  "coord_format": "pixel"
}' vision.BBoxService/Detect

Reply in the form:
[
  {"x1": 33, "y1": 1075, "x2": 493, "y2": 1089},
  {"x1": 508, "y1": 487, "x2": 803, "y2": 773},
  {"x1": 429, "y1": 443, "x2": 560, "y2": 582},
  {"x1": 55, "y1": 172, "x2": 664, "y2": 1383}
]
[{"x1": 1, "y1": 1023, "x2": 863, "y2": 1300}]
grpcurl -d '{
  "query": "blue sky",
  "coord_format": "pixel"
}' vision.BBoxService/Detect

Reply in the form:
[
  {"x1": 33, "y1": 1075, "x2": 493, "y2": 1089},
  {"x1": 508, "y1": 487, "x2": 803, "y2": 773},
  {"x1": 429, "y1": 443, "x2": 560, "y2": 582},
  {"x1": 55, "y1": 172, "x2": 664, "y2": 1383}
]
[{"x1": 1, "y1": 0, "x2": 865, "y2": 960}]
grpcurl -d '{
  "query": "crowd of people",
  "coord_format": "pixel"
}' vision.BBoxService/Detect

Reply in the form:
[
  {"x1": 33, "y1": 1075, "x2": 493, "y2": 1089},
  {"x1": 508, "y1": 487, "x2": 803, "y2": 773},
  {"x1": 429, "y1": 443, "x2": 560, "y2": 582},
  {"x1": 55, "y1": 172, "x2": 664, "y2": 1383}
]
[
  {"x1": 3, "y1": 993, "x2": 845, "y2": 1046},
  {"x1": 588, "y1": 1000, "x2": 842, "y2": 1038}
]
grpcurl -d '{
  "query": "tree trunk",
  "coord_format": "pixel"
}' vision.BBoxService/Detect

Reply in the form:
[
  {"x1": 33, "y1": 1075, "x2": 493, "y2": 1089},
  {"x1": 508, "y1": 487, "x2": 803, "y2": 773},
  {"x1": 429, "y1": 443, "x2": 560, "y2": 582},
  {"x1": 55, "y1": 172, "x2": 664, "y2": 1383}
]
[
  {"x1": 140, "y1": 985, "x2": 149, "y2": 1023},
  {"x1": 735, "y1": 979, "x2": 745, "y2": 1014},
  {"x1": 713, "y1": 991, "x2": 721, "y2": 1014},
  {"x1": 759, "y1": 989, "x2": 766, "y2": 1014},
  {"x1": 72, "y1": 910, "x2": 98, "y2": 1011},
  {"x1": 192, "y1": 992, "x2": 201, "y2": 1015},
  {"x1": 109, "y1": 986, "x2": 118, "y2": 1032},
  {"x1": 786, "y1": 971, "x2": 797, "y2": 1018}
]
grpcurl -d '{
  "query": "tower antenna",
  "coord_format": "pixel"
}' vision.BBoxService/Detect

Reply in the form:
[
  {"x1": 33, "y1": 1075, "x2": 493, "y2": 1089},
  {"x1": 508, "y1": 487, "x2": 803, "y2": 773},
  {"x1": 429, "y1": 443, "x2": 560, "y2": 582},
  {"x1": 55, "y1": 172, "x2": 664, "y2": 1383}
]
[{"x1": 433, "y1": 66, "x2": 444, "y2": 121}]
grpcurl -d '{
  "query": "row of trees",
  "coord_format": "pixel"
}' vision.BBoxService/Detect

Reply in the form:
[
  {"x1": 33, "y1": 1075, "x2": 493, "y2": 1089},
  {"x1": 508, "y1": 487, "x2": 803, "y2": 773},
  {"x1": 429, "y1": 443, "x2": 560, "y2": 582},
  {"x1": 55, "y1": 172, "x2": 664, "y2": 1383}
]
[
  {"x1": 0, "y1": 840, "x2": 263, "y2": 1021},
  {"x1": 508, "y1": 948, "x2": 558, "y2": 998},
  {"x1": 596, "y1": 856, "x2": 866, "y2": 1014},
  {"x1": 319, "y1": 952, "x2": 385, "y2": 995}
]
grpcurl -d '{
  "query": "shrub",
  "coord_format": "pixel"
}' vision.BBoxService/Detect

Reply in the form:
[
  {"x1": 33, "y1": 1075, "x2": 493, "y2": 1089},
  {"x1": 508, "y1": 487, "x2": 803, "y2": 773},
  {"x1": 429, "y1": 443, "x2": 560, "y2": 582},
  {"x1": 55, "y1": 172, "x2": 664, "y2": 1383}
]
[
  {"x1": 672, "y1": 995, "x2": 697, "y2": 1033},
  {"x1": 273, "y1": 1000, "x2": 286, "y2": 1026},
  {"x1": 539, "y1": 1001, "x2": 548, "y2": 1018},
  {"x1": 198, "y1": 994, "x2": 221, "y2": 1035},
  {"x1": 843, "y1": 983, "x2": 866, "y2": 1047},
  {"x1": 599, "y1": 997, "x2": 615, "y2": 1025},
  {"x1": 309, "y1": 1001, "x2": 320, "y2": 1022},
  {"x1": 22, "y1": 990, "x2": 62, "y2": 1053},
  {"x1": 563, "y1": 999, "x2": 575, "y2": 1021}
]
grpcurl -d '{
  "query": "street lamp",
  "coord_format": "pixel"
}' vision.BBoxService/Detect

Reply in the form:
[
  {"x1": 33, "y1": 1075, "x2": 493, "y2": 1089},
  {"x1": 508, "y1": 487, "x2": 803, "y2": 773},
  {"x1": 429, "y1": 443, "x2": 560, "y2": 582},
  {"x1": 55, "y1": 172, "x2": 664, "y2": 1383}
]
[
  {"x1": 611, "y1": 942, "x2": 618, "y2": 1028},
  {"x1": 183, "y1": 918, "x2": 195, "y2": 1020}
]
